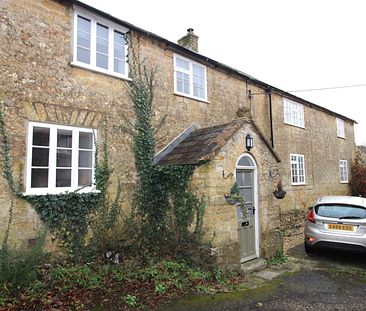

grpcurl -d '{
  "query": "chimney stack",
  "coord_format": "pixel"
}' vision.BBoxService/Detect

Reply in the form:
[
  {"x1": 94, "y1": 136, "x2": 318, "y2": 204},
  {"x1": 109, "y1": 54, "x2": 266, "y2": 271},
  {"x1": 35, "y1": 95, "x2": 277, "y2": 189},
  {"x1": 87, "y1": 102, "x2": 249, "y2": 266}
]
[{"x1": 177, "y1": 28, "x2": 199, "y2": 52}]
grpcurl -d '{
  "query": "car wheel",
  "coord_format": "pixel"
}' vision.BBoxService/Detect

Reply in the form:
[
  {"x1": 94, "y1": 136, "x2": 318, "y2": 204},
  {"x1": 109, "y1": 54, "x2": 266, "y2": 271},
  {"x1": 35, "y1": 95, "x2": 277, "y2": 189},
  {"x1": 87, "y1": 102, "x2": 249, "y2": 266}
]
[{"x1": 304, "y1": 240, "x2": 314, "y2": 254}]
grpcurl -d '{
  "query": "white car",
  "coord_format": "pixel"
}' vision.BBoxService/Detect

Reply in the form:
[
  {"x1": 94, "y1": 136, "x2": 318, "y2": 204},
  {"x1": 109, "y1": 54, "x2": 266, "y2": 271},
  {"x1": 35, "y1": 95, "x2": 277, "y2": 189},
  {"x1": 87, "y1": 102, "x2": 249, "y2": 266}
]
[{"x1": 304, "y1": 196, "x2": 366, "y2": 253}]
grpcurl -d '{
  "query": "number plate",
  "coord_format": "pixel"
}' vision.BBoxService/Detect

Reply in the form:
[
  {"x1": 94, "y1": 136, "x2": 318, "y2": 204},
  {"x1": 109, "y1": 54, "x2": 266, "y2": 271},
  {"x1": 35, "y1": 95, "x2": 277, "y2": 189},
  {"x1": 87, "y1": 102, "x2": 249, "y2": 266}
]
[{"x1": 328, "y1": 224, "x2": 355, "y2": 231}]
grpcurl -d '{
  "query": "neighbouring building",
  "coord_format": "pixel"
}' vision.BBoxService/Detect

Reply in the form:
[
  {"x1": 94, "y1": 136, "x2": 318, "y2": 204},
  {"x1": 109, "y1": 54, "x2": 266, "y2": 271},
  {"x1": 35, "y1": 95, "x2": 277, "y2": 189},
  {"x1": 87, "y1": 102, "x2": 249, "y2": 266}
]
[{"x1": 0, "y1": 0, "x2": 356, "y2": 269}]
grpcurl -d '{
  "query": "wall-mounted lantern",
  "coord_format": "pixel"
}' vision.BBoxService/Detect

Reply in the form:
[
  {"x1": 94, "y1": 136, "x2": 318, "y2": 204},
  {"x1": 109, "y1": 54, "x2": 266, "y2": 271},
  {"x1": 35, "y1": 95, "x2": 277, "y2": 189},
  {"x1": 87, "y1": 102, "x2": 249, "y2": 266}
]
[{"x1": 245, "y1": 133, "x2": 253, "y2": 151}]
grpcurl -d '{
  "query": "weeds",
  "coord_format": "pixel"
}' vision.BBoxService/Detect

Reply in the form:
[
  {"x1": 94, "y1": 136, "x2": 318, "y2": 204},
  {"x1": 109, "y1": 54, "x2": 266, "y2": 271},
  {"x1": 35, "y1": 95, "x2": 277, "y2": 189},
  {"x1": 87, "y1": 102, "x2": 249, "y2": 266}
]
[
  {"x1": 266, "y1": 250, "x2": 289, "y2": 266},
  {"x1": 123, "y1": 294, "x2": 138, "y2": 308},
  {"x1": 154, "y1": 283, "x2": 167, "y2": 294},
  {"x1": 0, "y1": 259, "x2": 244, "y2": 310}
]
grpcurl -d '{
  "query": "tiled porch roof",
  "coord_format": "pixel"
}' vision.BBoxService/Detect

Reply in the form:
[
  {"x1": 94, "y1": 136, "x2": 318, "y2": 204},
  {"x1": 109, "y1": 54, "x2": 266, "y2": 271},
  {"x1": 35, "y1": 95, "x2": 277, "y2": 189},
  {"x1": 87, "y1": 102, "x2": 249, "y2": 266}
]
[{"x1": 154, "y1": 118, "x2": 281, "y2": 166}]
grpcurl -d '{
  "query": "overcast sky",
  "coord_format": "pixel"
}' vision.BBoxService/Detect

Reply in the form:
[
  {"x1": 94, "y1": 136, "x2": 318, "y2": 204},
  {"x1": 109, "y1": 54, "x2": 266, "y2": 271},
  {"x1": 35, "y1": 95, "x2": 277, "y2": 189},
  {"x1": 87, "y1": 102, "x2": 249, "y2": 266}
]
[{"x1": 83, "y1": 0, "x2": 366, "y2": 146}]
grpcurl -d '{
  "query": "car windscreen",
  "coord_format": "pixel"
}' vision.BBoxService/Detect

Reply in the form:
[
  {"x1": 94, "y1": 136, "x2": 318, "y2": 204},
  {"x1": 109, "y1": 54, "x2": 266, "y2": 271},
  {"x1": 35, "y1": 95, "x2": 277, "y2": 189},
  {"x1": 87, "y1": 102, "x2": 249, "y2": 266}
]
[{"x1": 315, "y1": 204, "x2": 366, "y2": 219}]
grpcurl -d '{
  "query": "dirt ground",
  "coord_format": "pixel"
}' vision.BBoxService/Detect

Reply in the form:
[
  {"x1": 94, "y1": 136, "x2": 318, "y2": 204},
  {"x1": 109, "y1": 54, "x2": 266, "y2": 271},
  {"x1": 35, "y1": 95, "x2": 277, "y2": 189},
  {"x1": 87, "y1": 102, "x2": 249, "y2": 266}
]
[{"x1": 165, "y1": 244, "x2": 366, "y2": 311}]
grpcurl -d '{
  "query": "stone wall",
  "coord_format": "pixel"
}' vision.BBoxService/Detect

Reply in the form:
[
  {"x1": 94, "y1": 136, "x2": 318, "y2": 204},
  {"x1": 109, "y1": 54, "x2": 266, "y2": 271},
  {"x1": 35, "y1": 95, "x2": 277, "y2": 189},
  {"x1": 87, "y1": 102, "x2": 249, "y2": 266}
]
[
  {"x1": 0, "y1": 0, "x2": 356, "y2": 253},
  {"x1": 270, "y1": 93, "x2": 355, "y2": 249},
  {"x1": 0, "y1": 0, "x2": 251, "y2": 246},
  {"x1": 190, "y1": 122, "x2": 282, "y2": 269}
]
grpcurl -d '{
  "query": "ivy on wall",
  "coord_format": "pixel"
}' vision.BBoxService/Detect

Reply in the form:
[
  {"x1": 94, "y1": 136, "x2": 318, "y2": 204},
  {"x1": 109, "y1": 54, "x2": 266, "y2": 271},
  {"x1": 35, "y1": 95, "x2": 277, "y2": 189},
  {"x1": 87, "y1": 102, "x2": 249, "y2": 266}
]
[
  {"x1": 123, "y1": 38, "x2": 207, "y2": 262},
  {"x1": 0, "y1": 104, "x2": 17, "y2": 195},
  {"x1": 0, "y1": 104, "x2": 121, "y2": 261},
  {"x1": 0, "y1": 39, "x2": 209, "y2": 264}
]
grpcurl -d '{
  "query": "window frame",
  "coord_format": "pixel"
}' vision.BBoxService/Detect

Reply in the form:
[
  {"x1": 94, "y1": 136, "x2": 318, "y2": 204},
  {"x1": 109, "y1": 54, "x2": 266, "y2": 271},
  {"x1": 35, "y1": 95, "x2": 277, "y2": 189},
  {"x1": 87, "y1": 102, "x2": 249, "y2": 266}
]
[
  {"x1": 72, "y1": 6, "x2": 129, "y2": 80},
  {"x1": 173, "y1": 54, "x2": 208, "y2": 101},
  {"x1": 25, "y1": 122, "x2": 97, "y2": 195},
  {"x1": 283, "y1": 98, "x2": 305, "y2": 128},
  {"x1": 339, "y1": 159, "x2": 349, "y2": 183},
  {"x1": 290, "y1": 154, "x2": 306, "y2": 185},
  {"x1": 336, "y1": 118, "x2": 345, "y2": 138}
]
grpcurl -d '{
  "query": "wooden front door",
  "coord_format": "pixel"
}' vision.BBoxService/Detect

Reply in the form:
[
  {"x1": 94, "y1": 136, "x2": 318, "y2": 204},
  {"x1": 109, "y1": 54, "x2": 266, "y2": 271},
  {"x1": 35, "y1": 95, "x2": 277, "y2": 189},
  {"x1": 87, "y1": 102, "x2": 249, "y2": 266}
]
[{"x1": 236, "y1": 169, "x2": 256, "y2": 262}]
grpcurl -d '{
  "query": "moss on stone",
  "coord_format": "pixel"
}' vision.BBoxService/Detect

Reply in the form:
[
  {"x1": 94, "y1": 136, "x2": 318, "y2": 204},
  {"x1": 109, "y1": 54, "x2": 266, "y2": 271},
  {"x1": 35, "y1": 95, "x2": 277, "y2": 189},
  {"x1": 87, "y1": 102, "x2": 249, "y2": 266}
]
[{"x1": 165, "y1": 271, "x2": 297, "y2": 310}]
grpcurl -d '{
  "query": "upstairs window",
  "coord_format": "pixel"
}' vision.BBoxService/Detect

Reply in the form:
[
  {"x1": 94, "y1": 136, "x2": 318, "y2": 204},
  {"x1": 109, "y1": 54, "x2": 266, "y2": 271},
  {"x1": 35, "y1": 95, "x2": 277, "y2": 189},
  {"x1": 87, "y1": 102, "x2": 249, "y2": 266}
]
[
  {"x1": 290, "y1": 154, "x2": 306, "y2": 185},
  {"x1": 336, "y1": 118, "x2": 345, "y2": 138},
  {"x1": 26, "y1": 122, "x2": 96, "y2": 195},
  {"x1": 339, "y1": 160, "x2": 348, "y2": 183},
  {"x1": 174, "y1": 54, "x2": 207, "y2": 101},
  {"x1": 73, "y1": 8, "x2": 128, "y2": 79},
  {"x1": 283, "y1": 98, "x2": 305, "y2": 128}
]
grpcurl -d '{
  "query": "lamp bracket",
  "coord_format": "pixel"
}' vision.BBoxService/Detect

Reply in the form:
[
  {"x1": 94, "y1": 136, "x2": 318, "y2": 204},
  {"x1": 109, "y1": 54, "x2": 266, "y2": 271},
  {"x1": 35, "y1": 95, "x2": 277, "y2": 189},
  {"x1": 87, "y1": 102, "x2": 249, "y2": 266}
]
[
  {"x1": 269, "y1": 169, "x2": 279, "y2": 179},
  {"x1": 222, "y1": 170, "x2": 233, "y2": 179}
]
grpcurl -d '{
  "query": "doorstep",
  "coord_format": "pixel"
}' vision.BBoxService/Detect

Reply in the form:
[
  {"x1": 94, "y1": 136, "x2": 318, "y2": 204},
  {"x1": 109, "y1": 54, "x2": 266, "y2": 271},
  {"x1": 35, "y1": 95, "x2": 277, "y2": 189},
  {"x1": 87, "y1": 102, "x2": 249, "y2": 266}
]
[{"x1": 240, "y1": 258, "x2": 267, "y2": 274}]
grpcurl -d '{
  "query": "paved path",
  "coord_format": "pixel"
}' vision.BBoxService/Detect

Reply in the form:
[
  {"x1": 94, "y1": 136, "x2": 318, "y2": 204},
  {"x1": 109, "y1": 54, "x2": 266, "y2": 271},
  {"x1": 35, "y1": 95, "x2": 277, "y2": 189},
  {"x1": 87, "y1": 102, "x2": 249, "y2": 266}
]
[{"x1": 165, "y1": 244, "x2": 366, "y2": 311}]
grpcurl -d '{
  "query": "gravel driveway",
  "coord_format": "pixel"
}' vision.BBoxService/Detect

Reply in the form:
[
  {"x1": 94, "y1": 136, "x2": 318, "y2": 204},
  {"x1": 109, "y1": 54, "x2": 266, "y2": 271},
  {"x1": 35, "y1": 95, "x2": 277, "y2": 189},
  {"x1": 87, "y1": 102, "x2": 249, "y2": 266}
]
[{"x1": 165, "y1": 244, "x2": 366, "y2": 311}]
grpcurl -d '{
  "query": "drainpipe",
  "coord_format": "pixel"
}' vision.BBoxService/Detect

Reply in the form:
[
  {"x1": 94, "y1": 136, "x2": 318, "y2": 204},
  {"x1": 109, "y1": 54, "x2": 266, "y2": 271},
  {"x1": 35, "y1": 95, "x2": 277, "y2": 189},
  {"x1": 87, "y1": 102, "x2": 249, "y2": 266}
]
[{"x1": 268, "y1": 88, "x2": 274, "y2": 148}]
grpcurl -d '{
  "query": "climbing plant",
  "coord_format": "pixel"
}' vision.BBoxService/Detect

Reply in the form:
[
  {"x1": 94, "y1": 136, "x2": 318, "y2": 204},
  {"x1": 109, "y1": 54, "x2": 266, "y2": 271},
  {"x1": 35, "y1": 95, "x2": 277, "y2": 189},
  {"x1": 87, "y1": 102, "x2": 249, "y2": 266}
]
[
  {"x1": 0, "y1": 104, "x2": 17, "y2": 195},
  {"x1": 0, "y1": 104, "x2": 122, "y2": 261},
  {"x1": 121, "y1": 37, "x2": 208, "y2": 262},
  {"x1": 0, "y1": 37, "x2": 210, "y2": 264}
]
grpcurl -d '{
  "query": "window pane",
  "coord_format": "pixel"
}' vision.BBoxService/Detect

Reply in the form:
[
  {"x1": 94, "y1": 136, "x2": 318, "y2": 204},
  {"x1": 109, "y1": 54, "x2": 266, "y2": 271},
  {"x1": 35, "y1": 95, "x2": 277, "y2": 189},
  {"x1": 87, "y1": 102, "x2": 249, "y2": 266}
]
[
  {"x1": 114, "y1": 31, "x2": 125, "y2": 46},
  {"x1": 114, "y1": 32, "x2": 125, "y2": 69},
  {"x1": 79, "y1": 132, "x2": 93, "y2": 149},
  {"x1": 33, "y1": 127, "x2": 50, "y2": 146},
  {"x1": 97, "y1": 23, "x2": 108, "y2": 39},
  {"x1": 114, "y1": 44, "x2": 125, "y2": 59},
  {"x1": 77, "y1": 30, "x2": 90, "y2": 48},
  {"x1": 57, "y1": 130, "x2": 72, "y2": 148},
  {"x1": 57, "y1": 149, "x2": 72, "y2": 167},
  {"x1": 79, "y1": 169, "x2": 92, "y2": 186},
  {"x1": 176, "y1": 71, "x2": 190, "y2": 94},
  {"x1": 96, "y1": 53, "x2": 108, "y2": 69},
  {"x1": 238, "y1": 156, "x2": 253, "y2": 166},
  {"x1": 56, "y1": 169, "x2": 71, "y2": 187},
  {"x1": 114, "y1": 58, "x2": 125, "y2": 74},
  {"x1": 32, "y1": 147, "x2": 49, "y2": 166},
  {"x1": 31, "y1": 168, "x2": 48, "y2": 188},
  {"x1": 77, "y1": 46, "x2": 90, "y2": 64},
  {"x1": 193, "y1": 64, "x2": 204, "y2": 78},
  {"x1": 236, "y1": 173, "x2": 244, "y2": 187},
  {"x1": 77, "y1": 16, "x2": 90, "y2": 33},
  {"x1": 245, "y1": 188, "x2": 253, "y2": 202},
  {"x1": 176, "y1": 58, "x2": 189, "y2": 70},
  {"x1": 97, "y1": 38, "x2": 108, "y2": 55},
  {"x1": 193, "y1": 74, "x2": 205, "y2": 98},
  {"x1": 79, "y1": 150, "x2": 93, "y2": 168},
  {"x1": 244, "y1": 172, "x2": 252, "y2": 187}
]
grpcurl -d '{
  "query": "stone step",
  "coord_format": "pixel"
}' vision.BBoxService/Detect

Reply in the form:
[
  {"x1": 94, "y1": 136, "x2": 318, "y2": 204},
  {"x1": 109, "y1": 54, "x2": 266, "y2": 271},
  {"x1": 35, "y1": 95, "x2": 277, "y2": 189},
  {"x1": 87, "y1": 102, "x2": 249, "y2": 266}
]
[{"x1": 241, "y1": 258, "x2": 267, "y2": 274}]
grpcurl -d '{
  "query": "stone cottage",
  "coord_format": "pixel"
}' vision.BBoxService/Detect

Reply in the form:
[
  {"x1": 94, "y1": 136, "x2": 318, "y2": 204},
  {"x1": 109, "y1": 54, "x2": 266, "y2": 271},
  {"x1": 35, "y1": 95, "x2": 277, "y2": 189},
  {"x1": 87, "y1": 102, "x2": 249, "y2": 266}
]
[{"x1": 0, "y1": 0, "x2": 356, "y2": 268}]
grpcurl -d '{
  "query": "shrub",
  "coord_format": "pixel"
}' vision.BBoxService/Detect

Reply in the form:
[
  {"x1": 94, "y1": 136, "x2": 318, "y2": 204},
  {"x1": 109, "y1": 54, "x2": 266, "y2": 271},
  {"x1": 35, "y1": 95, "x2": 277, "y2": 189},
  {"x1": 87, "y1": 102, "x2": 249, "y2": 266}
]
[
  {"x1": 350, "y1": 152, "x2": 366, "y2": 197},
  {"x1": 0, "y1": 203, "x2": 46, "y2": 292}
]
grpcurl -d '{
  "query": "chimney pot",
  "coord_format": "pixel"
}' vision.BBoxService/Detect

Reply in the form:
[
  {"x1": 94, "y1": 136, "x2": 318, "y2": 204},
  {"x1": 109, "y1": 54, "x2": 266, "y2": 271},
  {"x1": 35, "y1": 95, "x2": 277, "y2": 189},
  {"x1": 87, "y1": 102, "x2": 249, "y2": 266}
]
[{"x1": 177, "y1": 28, "x2": 199, "y2": 52}]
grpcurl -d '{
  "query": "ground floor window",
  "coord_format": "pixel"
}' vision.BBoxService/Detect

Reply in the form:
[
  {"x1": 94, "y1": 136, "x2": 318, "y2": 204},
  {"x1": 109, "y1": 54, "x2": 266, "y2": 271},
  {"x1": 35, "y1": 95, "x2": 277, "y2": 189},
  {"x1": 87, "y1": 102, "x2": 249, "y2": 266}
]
[
  {"x1": 339, "y1": 159, "x2": 348, "y2": 183},
  {"x1": 290, "y1": 154, "x2": 306, "y2": 185},
  {"x1": 25, "y1": 122, "x2": 96, "y2": 195}
]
